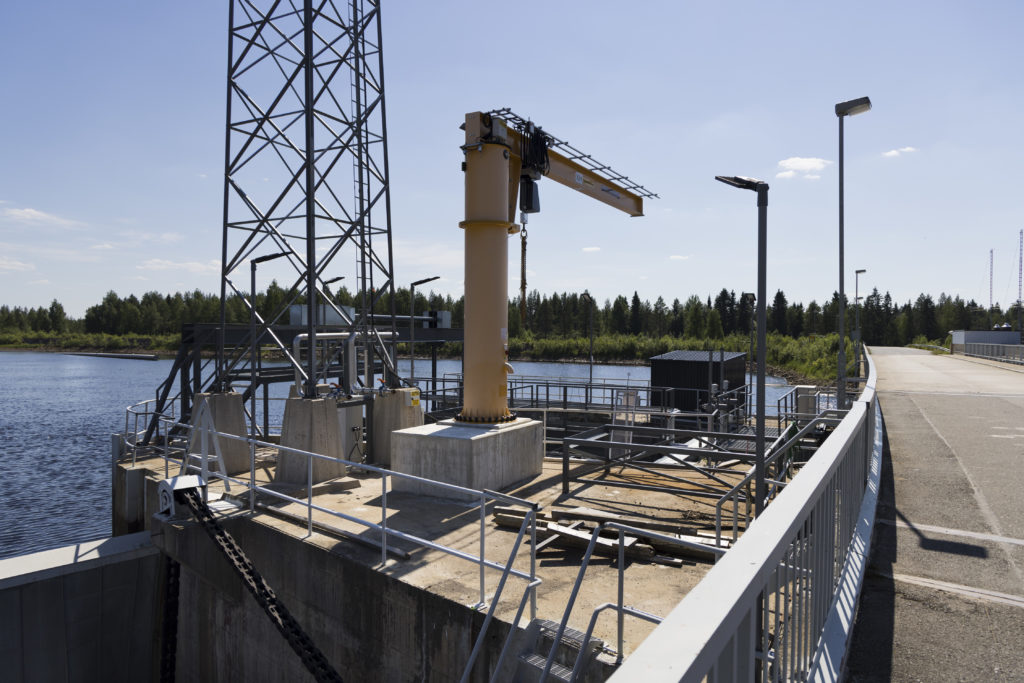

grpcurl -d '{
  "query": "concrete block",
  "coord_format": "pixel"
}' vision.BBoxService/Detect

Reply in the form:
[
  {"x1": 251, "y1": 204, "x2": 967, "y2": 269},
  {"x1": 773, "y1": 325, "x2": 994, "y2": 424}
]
[
  {"x1": 190, "y1": 392, "x2": 251, "y2": 475},
  {"x1": 277, "y1": 397, "x2": 348, "y2": 485},
  {"x1": 391, "y1": 418, "x2": 543, "y2": 501},
  {"x1": 371, "y1": 388, "x2": 425, "y2": 466}
]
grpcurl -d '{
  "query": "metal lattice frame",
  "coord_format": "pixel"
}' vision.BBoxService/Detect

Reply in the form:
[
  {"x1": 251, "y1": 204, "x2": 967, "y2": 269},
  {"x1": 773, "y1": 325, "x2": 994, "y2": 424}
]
[{"x1": 216, "y1": 0, "x2": 396, "y2": 396}]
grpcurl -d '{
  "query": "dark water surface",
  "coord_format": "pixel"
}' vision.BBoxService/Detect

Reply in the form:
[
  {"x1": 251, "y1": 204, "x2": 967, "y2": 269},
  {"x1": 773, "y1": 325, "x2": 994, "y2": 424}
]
[{"x1": 0, "y1": 351, "x2": 788, "y2": 560}]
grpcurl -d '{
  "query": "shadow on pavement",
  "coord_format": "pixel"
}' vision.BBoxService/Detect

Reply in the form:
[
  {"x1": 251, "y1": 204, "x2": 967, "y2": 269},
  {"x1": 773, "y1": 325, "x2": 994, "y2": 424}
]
[{"x1": 846, "y1": 408, "x2": 896, "y2": 682}]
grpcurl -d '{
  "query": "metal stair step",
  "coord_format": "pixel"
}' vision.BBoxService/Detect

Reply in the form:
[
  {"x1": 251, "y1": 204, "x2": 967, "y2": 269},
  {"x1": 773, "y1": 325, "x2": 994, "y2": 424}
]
[
  {"x1": 518, "y1": 653, "x2": 573, "y2": 682},
  {"x1": 534, "y1": 619, "x2": 602, "y2": 650}
]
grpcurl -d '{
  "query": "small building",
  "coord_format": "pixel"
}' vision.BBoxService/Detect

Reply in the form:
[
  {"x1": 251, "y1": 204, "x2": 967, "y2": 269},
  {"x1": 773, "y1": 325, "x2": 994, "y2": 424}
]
[
  {"x1": 950, "y1": 329, "x2": 1021, "y2": 354},
  {"x1": 649, "y1": 350, "x2": 746, "y2": 412}
]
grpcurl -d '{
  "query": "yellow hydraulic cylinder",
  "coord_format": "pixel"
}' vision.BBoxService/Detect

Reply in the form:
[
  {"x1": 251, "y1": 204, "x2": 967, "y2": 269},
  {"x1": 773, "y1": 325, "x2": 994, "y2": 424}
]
[{"x1": 458, "y1": 138, "x2": 514, "y2": 422}]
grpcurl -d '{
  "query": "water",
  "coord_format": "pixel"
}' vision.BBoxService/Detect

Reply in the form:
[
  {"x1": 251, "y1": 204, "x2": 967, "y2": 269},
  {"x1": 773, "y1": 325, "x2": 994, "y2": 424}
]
[{"x1": 0, "y1": 351, "x2": 790, "y2": 560}]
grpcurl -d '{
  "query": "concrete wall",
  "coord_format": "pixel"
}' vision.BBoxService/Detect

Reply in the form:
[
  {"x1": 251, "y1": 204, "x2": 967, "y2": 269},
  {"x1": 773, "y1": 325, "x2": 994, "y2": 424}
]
[
  {"x1": 152, "y1": 513, "x2": 520, "y2": 683},
  {"x1": 0, "y1": 532, "x2": 164, "y2": 683}
]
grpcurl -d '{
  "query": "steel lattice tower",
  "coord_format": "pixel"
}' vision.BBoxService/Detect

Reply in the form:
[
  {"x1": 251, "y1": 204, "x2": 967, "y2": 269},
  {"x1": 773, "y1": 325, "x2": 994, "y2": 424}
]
[{"x1": 217, "y1": 0, "x2": 396, "y2": 397}]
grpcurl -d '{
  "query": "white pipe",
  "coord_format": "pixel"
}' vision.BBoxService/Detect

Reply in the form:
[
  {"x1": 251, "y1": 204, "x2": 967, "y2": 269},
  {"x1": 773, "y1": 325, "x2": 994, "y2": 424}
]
[{"x1": 292, "y1": 331, "x2": 396, "y2": 395}]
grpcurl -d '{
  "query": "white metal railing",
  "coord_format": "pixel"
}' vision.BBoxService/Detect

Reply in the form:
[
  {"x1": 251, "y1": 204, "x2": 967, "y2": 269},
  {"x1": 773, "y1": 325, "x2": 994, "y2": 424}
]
[
  {"x1": 962, "y1": 342, "x2": 1024, "y2": 364},
  {"x1": 133, "y1": 412, "x2": 541, "y2": 682},
  {"x1": 611, "y1": 349, "x2": 882, "y2": 682}
]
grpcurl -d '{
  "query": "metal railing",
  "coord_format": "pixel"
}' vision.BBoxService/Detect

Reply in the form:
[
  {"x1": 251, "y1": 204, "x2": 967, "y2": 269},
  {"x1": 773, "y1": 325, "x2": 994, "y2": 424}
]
[
  {"x1": 961, "y1": 342, "x2": 1024, "y2": 364},
  {"x1": 611, "y1": 349, "x2": 882, "y2": 682},
  {"x1": 540, "y1": 522, "x2": 726, "y2": 682},
  {"x1": 129, "y1": 410, "x2": 541, "y2": 682}
]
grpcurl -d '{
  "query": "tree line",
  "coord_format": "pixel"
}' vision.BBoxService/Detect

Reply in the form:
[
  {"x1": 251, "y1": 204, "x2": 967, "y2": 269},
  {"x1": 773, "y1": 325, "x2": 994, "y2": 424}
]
[{"x1": 2, "y1": 283, "x2": 1020, "y2": 348}]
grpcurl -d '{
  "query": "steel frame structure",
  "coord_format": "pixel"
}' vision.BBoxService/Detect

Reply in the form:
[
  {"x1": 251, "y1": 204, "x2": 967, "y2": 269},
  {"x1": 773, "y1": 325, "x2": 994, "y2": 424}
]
[{"x1": 216, "y1": 0, "x2": 396, "y2": 398}]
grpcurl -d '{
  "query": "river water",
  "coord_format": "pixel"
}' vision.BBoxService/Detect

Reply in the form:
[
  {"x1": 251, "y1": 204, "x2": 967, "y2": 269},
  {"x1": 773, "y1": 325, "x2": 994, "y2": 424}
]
[{"x1": 0, "y1": 351, "x2": 789, "y2": 560}]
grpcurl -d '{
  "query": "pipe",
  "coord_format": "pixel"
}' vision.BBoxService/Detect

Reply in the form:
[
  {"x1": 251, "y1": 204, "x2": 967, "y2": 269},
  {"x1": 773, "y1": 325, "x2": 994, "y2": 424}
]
[{"x1": 291, "y1": 331, "x2": 395, "y2": 395}]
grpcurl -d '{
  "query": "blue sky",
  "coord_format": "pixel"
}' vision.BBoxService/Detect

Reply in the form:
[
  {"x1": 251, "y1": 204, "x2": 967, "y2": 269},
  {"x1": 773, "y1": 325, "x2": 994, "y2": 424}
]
[{"x1": 1, "y1": 1, "x2": 1022, "y2": 317}]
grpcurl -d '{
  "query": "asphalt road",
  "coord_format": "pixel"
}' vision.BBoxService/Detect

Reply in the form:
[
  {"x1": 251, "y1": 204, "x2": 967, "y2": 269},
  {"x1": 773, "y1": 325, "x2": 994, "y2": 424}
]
[{"x1": 847, "y1": 347, "x2": 1024, "y2": 682}]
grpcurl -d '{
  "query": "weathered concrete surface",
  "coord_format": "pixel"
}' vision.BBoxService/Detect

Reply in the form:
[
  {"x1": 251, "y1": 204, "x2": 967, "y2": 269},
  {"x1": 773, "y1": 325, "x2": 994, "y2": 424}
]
[
  {"x1": 848, "y1": 348, "x2": 1024, "y2": 682},
  {"x1": 0, "y1": 532, "x2": 163, "y2": 682},
  {"x1": 190, "y1": 392, "x2": 250, "y2": 474},
  {"x1": 391, "y1": 418, "x2": 543, "y2": 501},
  {"x1": 277, "y1": 397, "x2": 347, "y2": 485},
  {"x1": 371, "y1": 387, "x2": 424, "y2": 465}
]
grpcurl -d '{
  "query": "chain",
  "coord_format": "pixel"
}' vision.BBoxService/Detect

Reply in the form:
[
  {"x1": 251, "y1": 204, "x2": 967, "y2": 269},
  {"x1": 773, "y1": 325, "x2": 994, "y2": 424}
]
[
  {"x1": 160, "y1": 556, "x2": 180, "y2": 683},
  {"x1": 177, "y1": 489, "x2": 343, "y2": 683}
]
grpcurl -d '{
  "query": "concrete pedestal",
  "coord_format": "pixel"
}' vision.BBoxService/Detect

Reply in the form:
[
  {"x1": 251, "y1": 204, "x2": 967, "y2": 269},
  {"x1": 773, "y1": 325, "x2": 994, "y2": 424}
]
[
  {"x1": 391, "y1": 418, "x2": 543, "y2": 502},
  {"x1": 371, "y1": 387, "x2": 424, "y2": 466},
  {"x1": 190, "y1": 392, "x2": 250, "y2": 475},
  {"x1": 276, "y1": 397, "x2": 347, "y2": 485}
]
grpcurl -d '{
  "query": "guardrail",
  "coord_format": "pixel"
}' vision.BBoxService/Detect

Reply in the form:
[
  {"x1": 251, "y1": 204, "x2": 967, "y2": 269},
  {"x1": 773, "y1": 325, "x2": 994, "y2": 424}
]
[
  {"x1": 133, "y1": 412, "x2": 541, "y2": 682},
  {"x1": 961, "y1": 342, "x2": 1024, "y2": 365},
  {"x1": 611, "y1": 349, "x2": 882, "y2": 682}
]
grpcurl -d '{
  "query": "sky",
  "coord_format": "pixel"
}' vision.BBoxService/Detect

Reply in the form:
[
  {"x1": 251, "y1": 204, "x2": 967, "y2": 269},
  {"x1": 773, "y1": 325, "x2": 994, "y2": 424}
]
[{"x1": 1, "y1": 1, "x2": 1023, "y2": 317}]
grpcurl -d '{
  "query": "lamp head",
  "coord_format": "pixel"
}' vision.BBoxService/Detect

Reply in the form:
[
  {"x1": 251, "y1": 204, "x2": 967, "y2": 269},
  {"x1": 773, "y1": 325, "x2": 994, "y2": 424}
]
[
  {"x1": 835, "y1": 96, "x2": 872, "y2": 117},
  {"x1": 715, "y1": 175, "x2": 767, "y2": 191},
  {"x1": 411, "y1": 276, "x2": 440, "y2": 288},
  {"x1": 855, "y1": 269, "x2": 866, "y2": 275}
]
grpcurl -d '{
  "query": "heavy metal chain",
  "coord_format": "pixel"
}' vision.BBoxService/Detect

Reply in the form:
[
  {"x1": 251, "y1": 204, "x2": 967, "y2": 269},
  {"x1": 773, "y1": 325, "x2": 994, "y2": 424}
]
[
  {"x1": 176, "y1": 489, "x2": 343, "y2": 683},
  {"x1": 160, "y1": 556, "x2": 180, "y2": 683}
]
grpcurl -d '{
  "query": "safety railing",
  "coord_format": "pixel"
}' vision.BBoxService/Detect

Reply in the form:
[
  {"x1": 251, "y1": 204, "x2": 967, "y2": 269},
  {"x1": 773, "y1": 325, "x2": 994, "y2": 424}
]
[
  {"x1": 137, "y1": 411, "x2": 541, "y2": 683},
  {"x1": 713, "y1": 414, "x2": 841, "y2": 546},
  {"x1": 611, "y1": 349, "x2": 882, "y2": 682},
  {"x1": 962, "y1": 342, "x2": 1024, "y2": 365},
  {"x1": 538, "y1": 521, "x2": 727, "y2": 682}
]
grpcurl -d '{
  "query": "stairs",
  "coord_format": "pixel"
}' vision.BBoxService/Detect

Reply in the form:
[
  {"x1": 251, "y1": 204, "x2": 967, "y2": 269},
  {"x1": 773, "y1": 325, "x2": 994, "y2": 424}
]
[{"x1": 513, "y1": 618, "x2": 604, "y2": 683}]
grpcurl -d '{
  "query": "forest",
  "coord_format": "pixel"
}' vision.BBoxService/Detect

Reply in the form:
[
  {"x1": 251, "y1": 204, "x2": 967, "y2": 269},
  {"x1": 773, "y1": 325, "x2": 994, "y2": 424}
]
[{"x1": 1, "y1": 284, "x2": 1020, "y2": 380}]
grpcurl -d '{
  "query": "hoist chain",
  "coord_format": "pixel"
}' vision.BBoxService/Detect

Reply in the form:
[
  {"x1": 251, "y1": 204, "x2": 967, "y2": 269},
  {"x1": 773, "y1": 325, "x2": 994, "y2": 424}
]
[
  {"x1": 176, "y1": 489, "x2": 343, "y2": 683},
  {"x1": 520, "y1": 226, "x2": 528, "y2": 328},
  {"x1": 160, "y1": 556, "x2": 180, "y2": 683}
]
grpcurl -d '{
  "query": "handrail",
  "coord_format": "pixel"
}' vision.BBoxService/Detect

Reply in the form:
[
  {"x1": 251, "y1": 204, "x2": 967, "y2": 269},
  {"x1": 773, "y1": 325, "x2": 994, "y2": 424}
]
[
  {"x1": 143, "y1": 413, "x2": 541, "y2": 683},
  {"x1": 611, "y1": 348, "x2": 881, "y2": 681},
  {"x1": 540, "y1": 521, "x2": 727, "y2": 682}
]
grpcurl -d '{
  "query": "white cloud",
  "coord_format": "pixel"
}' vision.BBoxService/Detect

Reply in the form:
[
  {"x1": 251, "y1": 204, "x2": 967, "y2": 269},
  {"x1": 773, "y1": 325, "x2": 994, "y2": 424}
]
[
  {"x1": 775, "y1": 170, "x2": 796, "y2": 179},
  {"x1": 804, "y1": 174, "x2": 821, "y2": 180},
  {"x1": 136, "y1": 258, "x2": 220, "y2": 274},
  {"x1": 669, "y1": 255, "x2": 689, "y2": 261},
  {"x1": 0, "y1": 255, "x2": 35, "y2": 272},
  {"x1": 582, "y1": 246, "x2": 601, "y2": 253},
  {"x1": 778, "y1": 157, "x2": 832, "y2": 173},
  {"x1": 1, "y1": 207, "x2": 84, "y2": 229},
  {"x1": 28, "y1": 279, "x2": 49, "y2": 285},
  {"x1": 883, "y1": 146, "x2": 917, "y2": 158},
  {"x1": 91, "y1": 243, "x2": 115, "y2": 250}
]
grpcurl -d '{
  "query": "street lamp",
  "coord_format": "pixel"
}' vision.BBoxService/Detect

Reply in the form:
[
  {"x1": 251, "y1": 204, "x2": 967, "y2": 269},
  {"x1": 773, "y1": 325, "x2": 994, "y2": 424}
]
[
  {"x1": 715, "y1": 175, "x2": 768, "y2": 517},
  {"x1": 854, "y1": 269, "x2": 866, "y2": 377},
  {"x1": 580, "y1": 291, "x2": 595, "y2": 389},
  {"x1": 836, "y1": 96, "x2": 872, "y2": 409},
  {"x1": 409, "y1": 276, "x2": 440, "y2": 383},
  {"x1": 250, "y1": 252, "x2": 288, "y2": 434}
]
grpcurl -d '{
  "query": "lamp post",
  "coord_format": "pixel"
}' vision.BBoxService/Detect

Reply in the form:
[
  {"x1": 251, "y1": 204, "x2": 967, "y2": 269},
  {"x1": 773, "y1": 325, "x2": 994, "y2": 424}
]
[
  {"x1": 854, "y1": 269, "x2": 866, "y2": 377},
  {"x1": 250, "y1": 252, "x2": 288, "y2": 433},
  {"x1": 409, "y1": 276, "x2": 440, "y2": 383},
  {"x1": 580, "y1": 291, "x2": 595, "y2": 387},
  {"x1": 715, "y1": 175, "x2": 768, "y2": 517},
  {"x1": 742, "y1": 292, "x2": 755, "y2": 373},
  {"x1": 835, "y1": 96, "x2": 871, "y2": 409}
]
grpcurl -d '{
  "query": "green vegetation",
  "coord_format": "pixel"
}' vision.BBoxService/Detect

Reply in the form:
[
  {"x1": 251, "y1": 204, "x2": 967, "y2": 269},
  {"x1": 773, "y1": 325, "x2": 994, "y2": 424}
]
[{"x1": 4, "y1": 284, "x2": 1012, "y2": 383}]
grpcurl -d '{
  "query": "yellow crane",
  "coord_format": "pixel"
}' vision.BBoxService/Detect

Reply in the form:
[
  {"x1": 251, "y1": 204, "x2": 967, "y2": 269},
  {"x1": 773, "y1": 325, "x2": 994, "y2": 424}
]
[{"x1": 457, "y1": 109, "x2": 655, "y2": 422}]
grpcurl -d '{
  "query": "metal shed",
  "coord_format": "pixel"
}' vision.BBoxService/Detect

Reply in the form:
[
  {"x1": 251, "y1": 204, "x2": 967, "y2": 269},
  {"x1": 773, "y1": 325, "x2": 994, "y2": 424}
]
[{"x1": 649, "y1": 349, "x2": 747, "y2": 412}]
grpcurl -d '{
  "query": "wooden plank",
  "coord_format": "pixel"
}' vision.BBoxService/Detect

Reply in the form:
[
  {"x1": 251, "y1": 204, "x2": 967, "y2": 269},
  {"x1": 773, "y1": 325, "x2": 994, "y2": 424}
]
[{"x1": 550, "y1": 506, "x2": 694, "y2": 535}]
